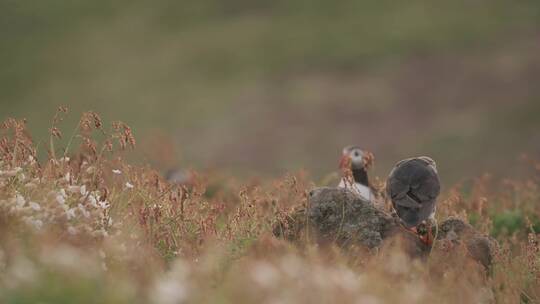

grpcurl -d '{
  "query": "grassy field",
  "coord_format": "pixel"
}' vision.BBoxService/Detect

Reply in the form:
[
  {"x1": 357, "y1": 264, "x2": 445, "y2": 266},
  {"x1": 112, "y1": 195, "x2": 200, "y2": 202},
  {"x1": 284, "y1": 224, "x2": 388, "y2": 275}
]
[
  {"x1": 0, "y1": 113, "x2": 539, "y2": 303},
  {"x1": 2, "y1": 0, "x2": 540, "y2": 182},
  {"x1": 2, "y1": 2, "x2": 540, "y2": 302}
]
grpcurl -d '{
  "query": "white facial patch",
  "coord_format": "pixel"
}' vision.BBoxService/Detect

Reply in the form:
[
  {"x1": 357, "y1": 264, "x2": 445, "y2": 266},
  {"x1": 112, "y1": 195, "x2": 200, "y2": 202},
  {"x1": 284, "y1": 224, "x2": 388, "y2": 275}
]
[{"x1": 343, "y1": 146, "x2": 365, "y2": 168}]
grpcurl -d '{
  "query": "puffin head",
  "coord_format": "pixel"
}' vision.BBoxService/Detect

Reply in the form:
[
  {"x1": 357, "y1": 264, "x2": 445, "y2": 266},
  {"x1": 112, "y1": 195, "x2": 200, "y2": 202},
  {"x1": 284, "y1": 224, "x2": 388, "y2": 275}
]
[{"x1": 339, "y1": 146, "x2": 374, "y2": 171}]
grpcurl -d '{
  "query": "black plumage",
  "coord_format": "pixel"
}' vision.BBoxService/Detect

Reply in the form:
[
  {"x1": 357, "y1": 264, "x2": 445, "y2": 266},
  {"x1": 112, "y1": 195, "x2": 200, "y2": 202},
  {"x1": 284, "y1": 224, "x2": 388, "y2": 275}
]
[{"x1": 386, "y1": 157, "x2": 440, "y2": 228}]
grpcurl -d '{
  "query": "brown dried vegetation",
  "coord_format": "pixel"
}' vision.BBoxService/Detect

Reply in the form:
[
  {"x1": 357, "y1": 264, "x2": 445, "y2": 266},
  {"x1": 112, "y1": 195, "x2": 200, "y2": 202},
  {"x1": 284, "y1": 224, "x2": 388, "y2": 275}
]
[{"x1": 0, "y1": 111, "x2": 538, "y2": 304}]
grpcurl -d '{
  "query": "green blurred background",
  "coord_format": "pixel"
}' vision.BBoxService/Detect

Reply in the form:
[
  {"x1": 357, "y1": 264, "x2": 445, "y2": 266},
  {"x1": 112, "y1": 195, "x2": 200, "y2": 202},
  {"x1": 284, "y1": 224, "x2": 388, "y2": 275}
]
[{"x1": 2, "y1": 0, "x2": 540, "y2": 183}]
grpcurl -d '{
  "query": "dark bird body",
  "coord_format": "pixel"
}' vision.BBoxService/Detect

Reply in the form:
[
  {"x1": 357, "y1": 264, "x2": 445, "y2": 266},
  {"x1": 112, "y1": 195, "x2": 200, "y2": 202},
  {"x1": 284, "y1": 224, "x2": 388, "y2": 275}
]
[{"x1": 387, "y1": 157, "x2": 440, "y2": 229}]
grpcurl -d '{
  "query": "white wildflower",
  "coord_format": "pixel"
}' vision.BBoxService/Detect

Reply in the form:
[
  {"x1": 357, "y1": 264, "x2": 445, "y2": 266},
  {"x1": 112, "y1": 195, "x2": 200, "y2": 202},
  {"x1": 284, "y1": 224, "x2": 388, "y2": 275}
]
[
  {"x1": 80, "y1": 185, "x2": 87, "y2": 196},
  {"x1": 65, "y1": 208, "x2": 76, "y2": 220},
  {"x1": 87, "y1": 195, "x2": 98, "y2": 208},
  {"x1": 60, "y1": 156, "x2": 70, "y2": 162},
  {"x1": 112, "y1": 169, "x2": 122, "y2": 175},
  {"x1": 64, "y1": 172, "x2": 71, "y2": 182},
  {"x1": 86, "y1": 166, "x2": 95, "y2": 174},
  {"x1": 125, "y1": 182, "x2": 134, "y2": 189},
  {"x1": 29, "y1": 202, "x2": 41, "y2": 211},
  {"x1": 15, "y1": 194, "x2": 26, "y2": 208},
  {"x1": 98, "y1": 200, "x2": 110, "y2": 209}
]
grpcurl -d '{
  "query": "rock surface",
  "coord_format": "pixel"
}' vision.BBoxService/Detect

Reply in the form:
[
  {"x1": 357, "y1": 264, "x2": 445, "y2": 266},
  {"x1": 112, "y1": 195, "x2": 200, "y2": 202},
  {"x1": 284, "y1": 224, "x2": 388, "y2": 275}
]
[
  {"x1": 436, "y1": 217, "x2": 498, "y2": 269},
  {"x1": 274, "y1": 187, "x2": 498, "y2": 268},
  {"x1": 274, "y1": 187, "x2": 429, "y2": 257}
]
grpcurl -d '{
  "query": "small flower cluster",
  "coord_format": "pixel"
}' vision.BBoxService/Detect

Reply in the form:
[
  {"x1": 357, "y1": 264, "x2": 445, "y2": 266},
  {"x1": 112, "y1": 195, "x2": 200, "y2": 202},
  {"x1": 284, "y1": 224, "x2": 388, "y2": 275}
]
[{"x1": 0, "y1": 157, "x2": 115, "y2": 238}]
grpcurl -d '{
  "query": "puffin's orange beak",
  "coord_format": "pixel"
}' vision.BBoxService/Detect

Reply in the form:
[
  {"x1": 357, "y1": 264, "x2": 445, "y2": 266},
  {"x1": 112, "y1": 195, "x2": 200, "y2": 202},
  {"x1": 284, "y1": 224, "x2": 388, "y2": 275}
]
[{"x1": 339, "y1": 154, "x2": 351, "y2": 171}]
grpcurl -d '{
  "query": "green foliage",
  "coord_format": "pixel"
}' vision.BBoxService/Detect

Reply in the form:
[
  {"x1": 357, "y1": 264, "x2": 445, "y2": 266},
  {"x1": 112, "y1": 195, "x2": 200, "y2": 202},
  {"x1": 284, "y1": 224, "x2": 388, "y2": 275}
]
[
  {"x1": 491, "y1": 210, "x2": 525, "y2": 237},
  {"x1": 490, "y1": 210, "x2": 540, "y2": 237},
  {"x1": 468, "y1": 212, "x2": 480, "y2": 228},
  {"x1": 1, "y1": 270, "x2": 137, "y2": 304}
]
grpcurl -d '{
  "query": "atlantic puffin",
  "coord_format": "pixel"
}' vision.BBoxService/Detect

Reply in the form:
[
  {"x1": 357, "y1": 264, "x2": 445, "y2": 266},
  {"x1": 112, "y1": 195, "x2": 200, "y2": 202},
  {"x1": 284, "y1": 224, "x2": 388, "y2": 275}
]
[
  {"x1": 386, "y1": 156, "x2": 440, "y2": 245},
  {"x1": 337, "y1": 146, "x2": 376, "y2": 203}
]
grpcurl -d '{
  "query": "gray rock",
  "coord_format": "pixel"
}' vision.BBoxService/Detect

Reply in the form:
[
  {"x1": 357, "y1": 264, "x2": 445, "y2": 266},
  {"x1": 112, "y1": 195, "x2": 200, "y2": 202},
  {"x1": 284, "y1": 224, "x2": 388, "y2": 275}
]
[
  {"x1": 274, "y1": 187, "x2": 429, "y2": 257},
  {"x1": 274, "y1": 187, "x2": 498, "y2": 268},
  {"x1": 305, "y1": 187, "x2": 393, "y2": 249},
  {"x1": 436, "y1": 217, "x2": 498, "y2": 269}
]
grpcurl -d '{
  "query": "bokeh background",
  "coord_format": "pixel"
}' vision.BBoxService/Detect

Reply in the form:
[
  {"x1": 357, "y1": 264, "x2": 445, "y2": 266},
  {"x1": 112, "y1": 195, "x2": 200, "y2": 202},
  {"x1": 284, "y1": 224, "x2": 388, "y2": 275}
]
[{"x1": 2, "y1": 0, "x2": 540, "y2": 183}]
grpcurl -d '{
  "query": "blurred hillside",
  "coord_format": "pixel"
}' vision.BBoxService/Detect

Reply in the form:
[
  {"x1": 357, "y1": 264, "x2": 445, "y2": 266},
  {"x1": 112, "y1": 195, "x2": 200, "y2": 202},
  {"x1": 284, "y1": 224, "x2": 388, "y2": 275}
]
[{"x1": 1, "y1": 0, "x2": 540, "y2": 182}]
